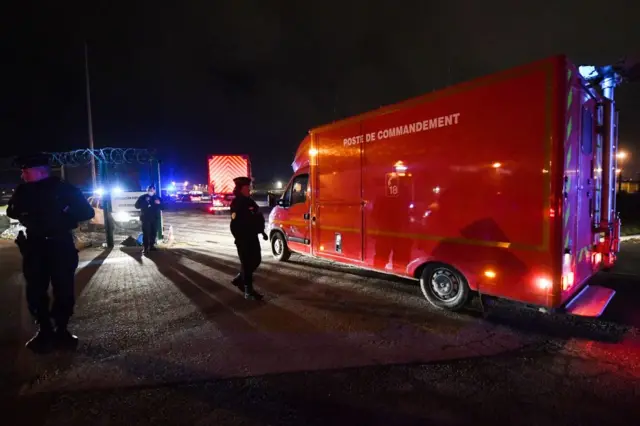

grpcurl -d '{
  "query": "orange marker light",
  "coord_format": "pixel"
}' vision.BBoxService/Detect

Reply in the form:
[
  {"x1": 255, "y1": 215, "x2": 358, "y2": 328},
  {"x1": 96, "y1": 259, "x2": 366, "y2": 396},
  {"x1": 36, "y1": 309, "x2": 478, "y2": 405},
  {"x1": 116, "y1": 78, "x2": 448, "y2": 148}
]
[
  {"x1": 484, "y1": 270, "x2": 497, "y2": 279},
  {"x1": 561, "y1": 272, "x2": 574, "y2": 291}
]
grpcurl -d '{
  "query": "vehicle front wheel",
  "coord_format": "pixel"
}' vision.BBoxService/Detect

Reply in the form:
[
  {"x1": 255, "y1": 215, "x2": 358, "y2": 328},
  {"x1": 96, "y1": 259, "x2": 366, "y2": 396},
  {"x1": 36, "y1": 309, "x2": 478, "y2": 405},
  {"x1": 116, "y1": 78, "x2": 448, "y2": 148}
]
[
  {"x1": 271, "y1": 232, "x2": 291, "y2": 262},
  {"x1": 419, "y1": 263, "x2": 470, "y2": 311}
]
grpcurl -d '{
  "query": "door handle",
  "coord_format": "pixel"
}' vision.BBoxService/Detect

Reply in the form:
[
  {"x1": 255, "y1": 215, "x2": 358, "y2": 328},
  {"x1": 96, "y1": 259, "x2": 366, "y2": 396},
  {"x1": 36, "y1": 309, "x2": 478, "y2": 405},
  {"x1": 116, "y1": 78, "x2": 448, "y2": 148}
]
[
  {"x1": 311, "y1": 216, "x2": 316, "y2": 222},
  {"x1": 303, "y1": 213, "x2": 310, "y2": 220}
]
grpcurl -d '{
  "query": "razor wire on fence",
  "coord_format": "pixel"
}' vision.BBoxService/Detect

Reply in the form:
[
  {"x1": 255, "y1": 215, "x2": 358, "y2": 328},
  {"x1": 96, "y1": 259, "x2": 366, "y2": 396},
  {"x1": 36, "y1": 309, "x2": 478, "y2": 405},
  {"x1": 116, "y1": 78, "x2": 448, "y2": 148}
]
[
  {"x1": 48, "y1": 148, "x2": 156, "y2": 167},
  {"x1": 0, "y1": 148, "x2": 156, "y2": 169},
  {"x1": 0, "y1": 148, "x2": 163, "y2": 248}
]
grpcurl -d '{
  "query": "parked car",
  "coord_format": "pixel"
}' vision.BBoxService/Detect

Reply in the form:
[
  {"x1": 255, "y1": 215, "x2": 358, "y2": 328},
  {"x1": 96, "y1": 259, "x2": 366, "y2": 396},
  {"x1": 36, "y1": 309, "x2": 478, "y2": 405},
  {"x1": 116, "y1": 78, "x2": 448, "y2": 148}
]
[
  {"x1": 209, "y1": 193, "x2": 235, "y2": 213},
  {"x1": 87, "y1": 194, "x2": 141, "y2": 230}
]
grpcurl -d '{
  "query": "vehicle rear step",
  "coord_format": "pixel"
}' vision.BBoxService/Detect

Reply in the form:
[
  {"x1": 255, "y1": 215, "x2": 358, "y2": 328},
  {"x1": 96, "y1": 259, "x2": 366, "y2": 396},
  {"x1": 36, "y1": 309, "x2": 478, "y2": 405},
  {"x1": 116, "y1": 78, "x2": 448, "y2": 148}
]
[{"x1": 564, "y1": 285, "x2": 616, "y2": 318}]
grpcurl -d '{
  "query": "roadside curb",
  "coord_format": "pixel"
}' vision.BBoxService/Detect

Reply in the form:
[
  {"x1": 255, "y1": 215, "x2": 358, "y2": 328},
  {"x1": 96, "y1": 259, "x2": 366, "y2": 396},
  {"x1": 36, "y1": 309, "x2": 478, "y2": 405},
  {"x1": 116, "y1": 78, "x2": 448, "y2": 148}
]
[{"x1": 620, "y1": 234, "x2": 640, "y2": 242}]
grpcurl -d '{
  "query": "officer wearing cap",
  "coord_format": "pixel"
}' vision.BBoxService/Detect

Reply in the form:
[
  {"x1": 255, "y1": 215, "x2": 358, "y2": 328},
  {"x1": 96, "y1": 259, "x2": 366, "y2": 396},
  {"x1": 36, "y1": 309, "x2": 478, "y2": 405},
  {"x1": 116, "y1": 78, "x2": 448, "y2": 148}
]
[
  {"x1": 229, "y1": 176, "x2": 268, "y2": 300},
  {"x1": 7, "y1": 153, "x2": 95, "y2": 353},
  {"x1": 134, "y1": 184, "x2": 164, "y2": 254}
]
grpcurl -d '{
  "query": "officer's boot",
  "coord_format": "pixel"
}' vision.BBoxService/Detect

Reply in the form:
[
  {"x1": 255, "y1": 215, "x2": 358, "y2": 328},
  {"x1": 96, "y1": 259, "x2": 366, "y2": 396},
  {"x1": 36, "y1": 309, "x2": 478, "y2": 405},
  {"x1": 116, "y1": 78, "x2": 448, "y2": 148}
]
[
  {"x1": 244, "y1": 274, "x2": 263, "y2": 301},
  {"x1": 26, "y1": 318, "x2": 54, "y2": 353},
  {"x1": 54, "y1": 319, "x2": 79, "y2": 349},
  {"x1": 231, "y1": 273, "x2": 244, "y2": 292}
]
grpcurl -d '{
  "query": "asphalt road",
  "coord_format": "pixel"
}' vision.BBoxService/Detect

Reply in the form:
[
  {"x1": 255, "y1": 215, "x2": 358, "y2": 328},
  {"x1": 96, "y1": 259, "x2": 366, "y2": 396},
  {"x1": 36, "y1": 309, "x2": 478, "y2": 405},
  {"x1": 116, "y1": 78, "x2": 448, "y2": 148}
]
[{"x1": 0, "y1": 207, "x2": 639, "y2": 425}]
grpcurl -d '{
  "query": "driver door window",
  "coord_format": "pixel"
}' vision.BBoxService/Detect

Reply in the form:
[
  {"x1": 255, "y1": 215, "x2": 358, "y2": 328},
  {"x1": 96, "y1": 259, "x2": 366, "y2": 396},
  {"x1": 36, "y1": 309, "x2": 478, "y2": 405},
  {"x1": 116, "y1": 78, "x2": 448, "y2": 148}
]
[
  {"x1": 281, "y1": 173, "x2": 309, "y2": 208},
  {"x1": 290, "y1": 174, "x2": 309, "y2": 206}
]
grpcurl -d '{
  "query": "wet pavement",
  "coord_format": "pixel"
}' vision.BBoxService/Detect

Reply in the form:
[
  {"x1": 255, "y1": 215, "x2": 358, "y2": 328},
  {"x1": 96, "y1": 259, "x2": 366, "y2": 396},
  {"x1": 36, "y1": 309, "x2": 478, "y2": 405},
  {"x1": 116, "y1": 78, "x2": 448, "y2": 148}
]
[{"x1": 0, "y1": 209, "x2": 639, "y2": 425}]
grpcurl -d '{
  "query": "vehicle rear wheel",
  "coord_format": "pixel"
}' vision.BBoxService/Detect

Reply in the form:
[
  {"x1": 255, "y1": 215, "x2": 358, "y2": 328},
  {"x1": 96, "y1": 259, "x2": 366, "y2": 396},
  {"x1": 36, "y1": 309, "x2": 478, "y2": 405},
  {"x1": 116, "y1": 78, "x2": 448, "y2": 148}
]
[
  {"x1": 419, "y1": 263, "x2": 470, "y2": 311},
  {"x1": 271, "y1": 231, "x2": 291, "y2": 262}
]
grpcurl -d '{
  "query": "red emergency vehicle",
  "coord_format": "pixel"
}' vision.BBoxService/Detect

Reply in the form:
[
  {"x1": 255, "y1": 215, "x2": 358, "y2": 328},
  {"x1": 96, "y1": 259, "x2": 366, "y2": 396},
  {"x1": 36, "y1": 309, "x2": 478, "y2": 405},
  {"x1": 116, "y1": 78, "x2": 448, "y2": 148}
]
[
  {"x1": 207, "y1": 154, "x2": 251, "y2": 213},
  {"x1": 268, "y1": 55, "x2": 623, "y2": 317}
]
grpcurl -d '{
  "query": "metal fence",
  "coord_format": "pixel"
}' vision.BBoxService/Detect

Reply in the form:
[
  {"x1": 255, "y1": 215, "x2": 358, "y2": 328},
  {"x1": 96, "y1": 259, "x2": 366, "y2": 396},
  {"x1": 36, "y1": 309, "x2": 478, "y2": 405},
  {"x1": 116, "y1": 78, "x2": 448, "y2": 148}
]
[{"x1": 0, "y1": 149, "x2": 163, "y2": 248}]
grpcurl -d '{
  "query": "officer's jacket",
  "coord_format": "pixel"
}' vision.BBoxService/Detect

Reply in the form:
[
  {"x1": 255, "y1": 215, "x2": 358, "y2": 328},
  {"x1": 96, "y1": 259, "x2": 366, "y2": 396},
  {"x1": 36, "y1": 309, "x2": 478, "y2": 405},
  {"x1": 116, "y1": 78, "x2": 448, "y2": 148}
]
[
  {"x1": 135, "y1": 194, "x2": 164, "y2": 221},
  {"x1": 7, "y1": 176, "x2": 95, "y2": 237},
  {"x1": 230, "y1": 195, "x2": 265, "y2": 240}
]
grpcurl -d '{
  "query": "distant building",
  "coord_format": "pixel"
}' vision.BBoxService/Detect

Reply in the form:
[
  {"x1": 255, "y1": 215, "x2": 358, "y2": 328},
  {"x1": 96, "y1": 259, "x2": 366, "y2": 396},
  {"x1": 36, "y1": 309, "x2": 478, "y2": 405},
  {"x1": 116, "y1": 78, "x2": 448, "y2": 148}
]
[{"x1": 620, "y1": 181, "x2": 639, "y2": 193}]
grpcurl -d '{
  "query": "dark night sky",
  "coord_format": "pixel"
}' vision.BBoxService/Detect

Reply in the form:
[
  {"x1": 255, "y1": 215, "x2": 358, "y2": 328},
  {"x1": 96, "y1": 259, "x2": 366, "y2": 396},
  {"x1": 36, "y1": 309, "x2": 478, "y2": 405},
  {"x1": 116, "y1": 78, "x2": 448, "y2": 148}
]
[{"x1": 2, "y1": 1, "x2": 639, "y2": 183}]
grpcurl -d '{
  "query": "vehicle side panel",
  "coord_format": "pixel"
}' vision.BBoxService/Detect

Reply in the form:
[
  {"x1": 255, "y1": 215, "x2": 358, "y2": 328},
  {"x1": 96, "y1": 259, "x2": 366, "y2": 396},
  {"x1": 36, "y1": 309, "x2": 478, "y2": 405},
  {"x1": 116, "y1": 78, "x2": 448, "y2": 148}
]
[
  {"x1": 312, "y1": 124, "x2": 364, "y2": 263},
  {"x1": 326, "y1": 58, "x2": 561, "y2": 306},
  {"x1": 276, "y1": 56, "x2": 572, "y2": 308}
]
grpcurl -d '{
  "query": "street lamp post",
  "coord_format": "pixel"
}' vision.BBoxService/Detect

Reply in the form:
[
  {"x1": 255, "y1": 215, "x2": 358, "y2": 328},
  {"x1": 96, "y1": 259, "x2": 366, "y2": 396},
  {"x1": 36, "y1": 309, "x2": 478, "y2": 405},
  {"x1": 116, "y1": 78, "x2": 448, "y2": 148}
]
[{"x1": 84, "y1": 42, "x2": 97, "y2": 189}]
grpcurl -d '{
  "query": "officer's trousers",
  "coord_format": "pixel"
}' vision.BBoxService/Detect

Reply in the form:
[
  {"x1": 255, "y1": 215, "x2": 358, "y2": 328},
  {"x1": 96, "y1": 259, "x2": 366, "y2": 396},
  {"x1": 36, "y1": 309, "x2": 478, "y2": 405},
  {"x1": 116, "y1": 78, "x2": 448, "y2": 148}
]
[
  {"x1": 22, "y1": 234, "x2": 79, "y2": 328},
  {"x1": 235, "y1": 237, "x2": 262, "y2": 291},
  {"x1": 142, "y1": 219, "x2": 158, "y2": 249}
]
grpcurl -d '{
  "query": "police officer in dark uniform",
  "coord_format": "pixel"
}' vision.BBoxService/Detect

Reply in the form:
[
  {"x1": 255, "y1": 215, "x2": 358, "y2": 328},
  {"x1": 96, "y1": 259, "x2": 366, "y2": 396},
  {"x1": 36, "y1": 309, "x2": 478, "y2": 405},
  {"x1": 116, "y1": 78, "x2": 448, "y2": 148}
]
[
  {"x1": 135, "y1": 185, "x2": 164, "y2": 255},
  {"x1": 229, "y1": 177, "x2": 268, "y2": 300},
  {"x1": 7, "y1": 153, "x2": 95, "y2": 353}
]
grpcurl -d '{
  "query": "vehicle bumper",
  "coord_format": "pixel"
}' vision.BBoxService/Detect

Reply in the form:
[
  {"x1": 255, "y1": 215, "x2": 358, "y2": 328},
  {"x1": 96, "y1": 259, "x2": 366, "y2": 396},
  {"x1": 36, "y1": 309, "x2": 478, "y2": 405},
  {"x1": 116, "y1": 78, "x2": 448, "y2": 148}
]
[{"x1": 209, "y1": 206, "x2": 230, "y2": 212}]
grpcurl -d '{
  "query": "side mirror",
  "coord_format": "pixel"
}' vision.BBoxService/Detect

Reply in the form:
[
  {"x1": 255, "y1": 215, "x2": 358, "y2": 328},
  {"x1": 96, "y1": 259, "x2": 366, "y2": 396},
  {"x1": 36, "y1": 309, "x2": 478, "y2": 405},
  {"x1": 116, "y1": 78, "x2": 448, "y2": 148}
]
[{"x1": 277, "y1": 199, "x2": 286, "y2": 207}]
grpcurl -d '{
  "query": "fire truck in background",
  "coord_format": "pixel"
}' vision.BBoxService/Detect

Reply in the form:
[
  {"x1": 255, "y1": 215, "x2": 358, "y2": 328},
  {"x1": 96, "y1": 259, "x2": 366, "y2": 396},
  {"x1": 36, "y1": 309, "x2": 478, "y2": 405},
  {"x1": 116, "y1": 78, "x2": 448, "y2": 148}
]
[
  {"x1": 207, "y1": 154, "x2": 252, "y2": 213},
  {"x1": 268, "y1": 55, "x2": 630, "y2": 318}
]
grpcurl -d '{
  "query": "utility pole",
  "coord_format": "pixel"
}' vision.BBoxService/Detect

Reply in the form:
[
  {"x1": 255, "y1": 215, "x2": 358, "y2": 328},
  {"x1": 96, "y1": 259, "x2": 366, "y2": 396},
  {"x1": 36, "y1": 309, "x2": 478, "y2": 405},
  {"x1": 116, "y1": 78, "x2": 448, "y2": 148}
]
[
  {"x1": 84, "y1": 42, "x2": 97, "y2": 189},
  {"x1": 156, "y1": 160, "x2": 164, "y2": 241}
]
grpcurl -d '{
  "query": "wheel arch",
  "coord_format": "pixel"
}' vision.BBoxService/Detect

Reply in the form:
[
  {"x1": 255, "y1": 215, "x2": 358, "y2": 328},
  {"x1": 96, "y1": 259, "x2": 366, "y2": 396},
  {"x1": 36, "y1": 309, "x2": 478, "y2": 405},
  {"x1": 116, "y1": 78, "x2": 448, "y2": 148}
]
[{"x1": 269, "y1": 228, "x2": 285, "y2": 239}]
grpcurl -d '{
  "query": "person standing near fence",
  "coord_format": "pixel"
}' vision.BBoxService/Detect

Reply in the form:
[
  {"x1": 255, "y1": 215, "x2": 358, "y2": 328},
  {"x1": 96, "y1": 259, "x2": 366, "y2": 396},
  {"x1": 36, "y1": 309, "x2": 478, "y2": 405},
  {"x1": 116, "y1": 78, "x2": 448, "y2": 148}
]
[
  {"x1": 135, "y1": 185, "x2": 163, "y2": 254},
  {"x1": 8, "y1": 153, "x2": 95, "y2": 353}
]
